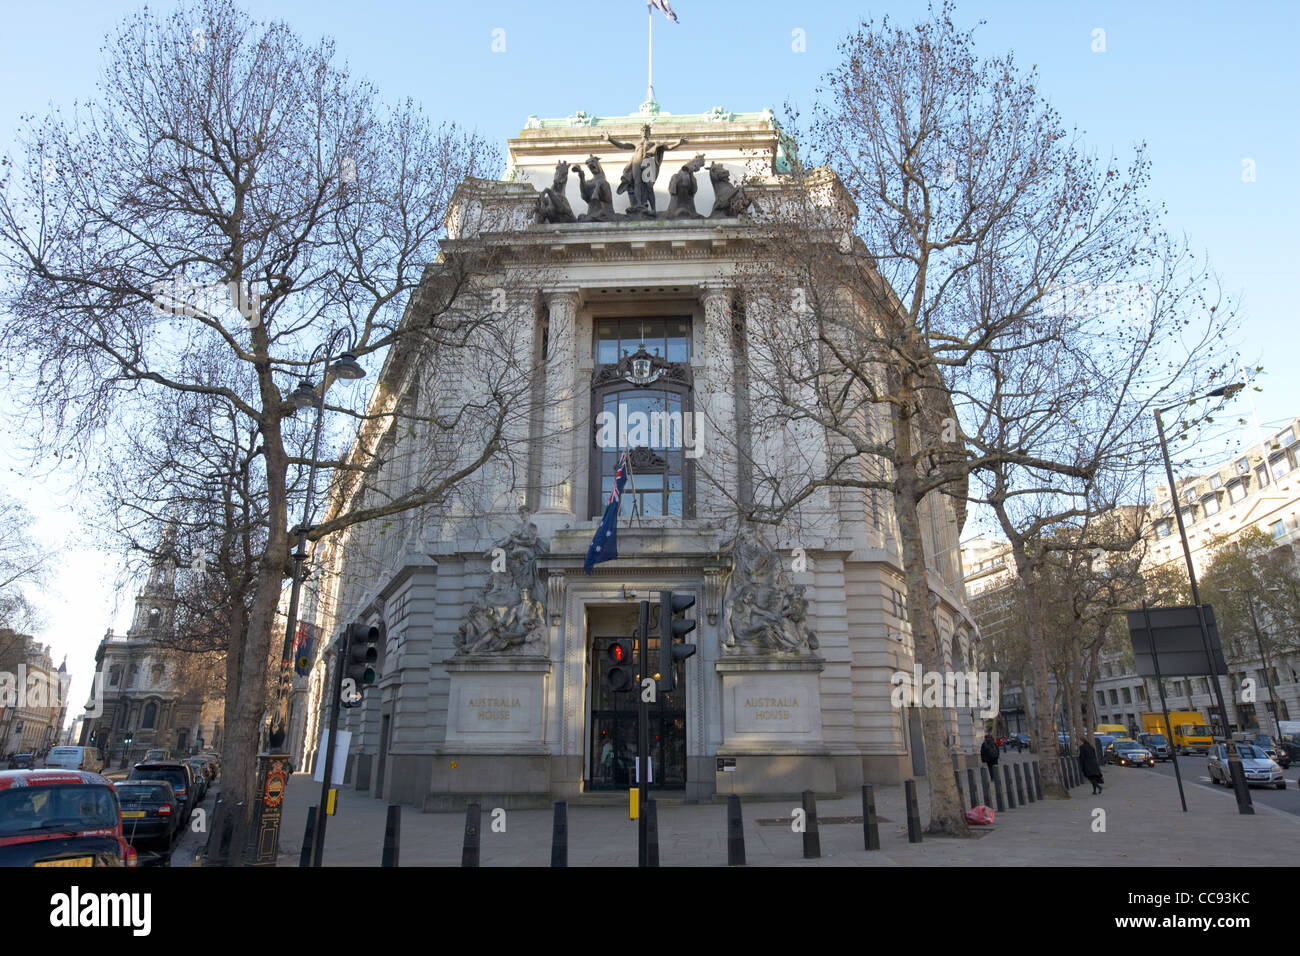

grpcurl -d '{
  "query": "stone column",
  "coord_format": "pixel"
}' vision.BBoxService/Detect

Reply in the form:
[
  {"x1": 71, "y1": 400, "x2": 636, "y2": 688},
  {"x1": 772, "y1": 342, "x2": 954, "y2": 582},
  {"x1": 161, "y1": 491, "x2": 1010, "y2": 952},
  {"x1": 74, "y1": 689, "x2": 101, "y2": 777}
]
[
  {"x1": 537, "y1": 290, "x2": 579, "y2": 528},
  {"x1": 699, "y1": 285, "x2": 739, "y2": 518}
]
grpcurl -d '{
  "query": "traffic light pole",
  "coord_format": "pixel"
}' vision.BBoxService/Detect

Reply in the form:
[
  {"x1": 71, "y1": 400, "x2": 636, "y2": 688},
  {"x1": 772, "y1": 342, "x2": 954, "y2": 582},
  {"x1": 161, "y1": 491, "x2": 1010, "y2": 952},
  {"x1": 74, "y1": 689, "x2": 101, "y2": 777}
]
[
  {"x1": 311, "y1": 635, "x2": 347, "y2": 867},
  {"x1": 636, "y1": 599, "x2": 650, "y2": 868}
]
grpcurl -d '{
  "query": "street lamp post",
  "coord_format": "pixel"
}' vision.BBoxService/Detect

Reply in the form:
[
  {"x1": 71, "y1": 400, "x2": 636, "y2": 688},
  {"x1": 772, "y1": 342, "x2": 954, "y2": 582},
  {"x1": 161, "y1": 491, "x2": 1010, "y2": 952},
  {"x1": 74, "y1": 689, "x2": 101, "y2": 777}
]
[
  {"x1": 266, "y1": 329, "x2": 366, "y2": 751},
  {"x1": 1154, "y1": 384, "x2": 1254, "y2": 814},
  {"x1": 240, "y1": 329, "x2": 365, "y2": 867}
]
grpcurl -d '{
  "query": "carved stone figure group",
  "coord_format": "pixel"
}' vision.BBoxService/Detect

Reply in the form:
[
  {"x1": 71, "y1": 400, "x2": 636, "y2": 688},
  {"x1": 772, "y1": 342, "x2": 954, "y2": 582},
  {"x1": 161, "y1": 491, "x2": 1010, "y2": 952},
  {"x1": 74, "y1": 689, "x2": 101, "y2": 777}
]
[
  {"x1": 455, "y1": 514, "x2": 551, "y2": 656},
  {"x1": 722, "y1": 532, "x2": 819, "y2": 655},
  {"x1": 534, "y1": 124, "x2": 760, "y2": 225}
]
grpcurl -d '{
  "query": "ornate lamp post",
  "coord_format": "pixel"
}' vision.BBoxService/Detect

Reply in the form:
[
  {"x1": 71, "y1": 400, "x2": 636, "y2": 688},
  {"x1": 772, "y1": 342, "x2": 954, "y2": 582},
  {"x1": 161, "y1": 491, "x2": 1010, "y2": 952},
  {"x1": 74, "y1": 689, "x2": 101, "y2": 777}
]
[{"x1": 245, "y1": 329, "x2": 364, "y2": 866}]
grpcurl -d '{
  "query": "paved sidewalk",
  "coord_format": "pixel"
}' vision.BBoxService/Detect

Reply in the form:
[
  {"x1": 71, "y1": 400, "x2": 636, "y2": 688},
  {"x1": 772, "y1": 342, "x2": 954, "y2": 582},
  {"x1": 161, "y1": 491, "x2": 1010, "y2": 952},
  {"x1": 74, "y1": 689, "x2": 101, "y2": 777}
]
[{"x1": 276, "y1": 753, "x2": 1300, "y2": 866}]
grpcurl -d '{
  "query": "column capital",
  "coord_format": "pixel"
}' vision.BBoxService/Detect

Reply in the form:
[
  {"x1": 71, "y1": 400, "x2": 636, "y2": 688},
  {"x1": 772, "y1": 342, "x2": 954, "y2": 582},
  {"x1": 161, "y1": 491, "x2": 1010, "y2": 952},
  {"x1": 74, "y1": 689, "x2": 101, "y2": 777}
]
[
  {"x1": 699, "y1": 284, "x2": 736, "y2": 310},
  {"x1": 543, "y1": 288, "x2": 581, "y2": 310}
]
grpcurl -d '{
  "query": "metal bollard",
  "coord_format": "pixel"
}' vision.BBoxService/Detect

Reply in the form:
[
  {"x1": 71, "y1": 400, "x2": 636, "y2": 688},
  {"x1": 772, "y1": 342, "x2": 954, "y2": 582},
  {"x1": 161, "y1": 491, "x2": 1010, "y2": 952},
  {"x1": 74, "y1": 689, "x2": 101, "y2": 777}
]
[
  {"x1": 381, "y1": 805, "x2": 401, "y2": 867},
  {"x1": 645, "y1": 799, "x2": 660, "y2": 867},
  {"x1": 227, "y1": 801, "x2": 249, "y2": 867},
  {"x1": 904, "y1": 779, "x2": 923, "y2": 843},
  {"x1": 967, "y1": 768, "x2": 979, "y2": 810},
  {"x1": 980, "y1": 767, "x2": 992, "y2": 809},
  {"x1": 1032, "y1": 761, "x2": 1043, "y2": 801},
  {"x1": 801, "y1": 790, "x2": 821, "y2": 859},
  {"x1": 727, "y1": 795, "x2": 746, "y2": 866},
  {"x1": 1003, "y1": 765, "x2": 1016, "y2": 808},
  {"x1": 1023, "y1": 762, "x2": 1036, "y2": 803},
  {"x1": 298, "y1": 806, "x2": 316, "y2": 868},
  {"x1": 862, "y1": 785, "x2": 881, "y2": 851},
  {"x1": 462, "y1": 802, "x2": 481, "y2": 867},
  {"x1": 954, "y1": 770, "x2": 965, "y2": 807},
  {"x1": 1014, "y1": 763, "x2": 1028, "y2": 804},
  {"x1": 551, "y1": 801, "x2": 568, "y2": 867}
]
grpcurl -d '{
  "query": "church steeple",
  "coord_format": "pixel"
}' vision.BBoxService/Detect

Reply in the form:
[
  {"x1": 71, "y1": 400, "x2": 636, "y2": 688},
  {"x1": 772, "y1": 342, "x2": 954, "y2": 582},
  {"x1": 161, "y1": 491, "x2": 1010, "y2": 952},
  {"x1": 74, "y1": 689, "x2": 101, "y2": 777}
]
[{"x1": 130, "y1": 526, "x2": 178, "y2": 636}]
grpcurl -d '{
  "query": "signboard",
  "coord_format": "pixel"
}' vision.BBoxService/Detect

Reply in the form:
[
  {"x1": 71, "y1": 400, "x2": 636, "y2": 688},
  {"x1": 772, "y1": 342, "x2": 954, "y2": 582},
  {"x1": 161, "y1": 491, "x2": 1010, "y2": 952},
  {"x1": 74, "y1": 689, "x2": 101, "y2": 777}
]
[
  {"x1": 1125, "y1": 604, "x2": 1228, "y2": 678},
  {"x1": 313, "y1": 729, "x2": 351, "y2": 786},
  {"x1": 716, "y1": 757, "x2": 737, "y2": 773}
]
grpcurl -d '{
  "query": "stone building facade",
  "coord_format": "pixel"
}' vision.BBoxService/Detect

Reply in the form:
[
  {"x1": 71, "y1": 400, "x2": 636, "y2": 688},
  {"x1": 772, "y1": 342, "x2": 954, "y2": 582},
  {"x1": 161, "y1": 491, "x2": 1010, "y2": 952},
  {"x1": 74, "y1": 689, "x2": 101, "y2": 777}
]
[
  {"x1": 295, "y1": 107, "x2": 982, "y2": 808},
  {"x1": 78, "y1": 547, "x2": 223, "y2": 764}
]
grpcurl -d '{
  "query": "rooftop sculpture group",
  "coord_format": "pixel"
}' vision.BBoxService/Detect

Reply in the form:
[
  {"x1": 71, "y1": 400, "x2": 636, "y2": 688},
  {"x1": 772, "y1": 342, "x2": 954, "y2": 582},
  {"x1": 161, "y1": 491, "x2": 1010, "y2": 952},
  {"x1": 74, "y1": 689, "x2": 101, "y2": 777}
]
[{"x1": 534, "y1": 123, "x2": 759, "y2": 225}]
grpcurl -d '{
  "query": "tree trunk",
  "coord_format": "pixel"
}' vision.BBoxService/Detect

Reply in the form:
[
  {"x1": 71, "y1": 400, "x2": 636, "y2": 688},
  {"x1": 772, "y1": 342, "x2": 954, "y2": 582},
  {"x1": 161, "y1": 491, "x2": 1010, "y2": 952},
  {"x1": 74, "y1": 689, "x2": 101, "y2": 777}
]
[
  {"x1": 893, "y1": 395, "x2": 969, "y2": 836},
  {"x1": 1007, "y1": 543, "x2": 1068, "y2": 799}
]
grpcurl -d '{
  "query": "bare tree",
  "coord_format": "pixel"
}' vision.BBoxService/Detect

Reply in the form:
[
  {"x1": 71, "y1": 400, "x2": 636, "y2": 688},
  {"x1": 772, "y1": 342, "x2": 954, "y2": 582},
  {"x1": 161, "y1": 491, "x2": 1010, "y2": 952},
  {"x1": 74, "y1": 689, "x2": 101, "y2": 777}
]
[
  {"x1": 713, "y1": 2, "x2": 1239, "y2": 832},
  {"x1": 0, "y1": 0, "x2": 539, "y2": 837},
  {"x1": 0, "y1": 494, "x2": 52, "y2": 637}
]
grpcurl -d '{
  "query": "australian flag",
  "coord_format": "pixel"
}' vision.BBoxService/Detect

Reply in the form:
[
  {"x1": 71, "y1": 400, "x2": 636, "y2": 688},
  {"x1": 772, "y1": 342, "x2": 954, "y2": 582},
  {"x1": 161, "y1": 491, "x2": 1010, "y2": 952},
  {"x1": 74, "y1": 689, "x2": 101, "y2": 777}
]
[
  {"x1": 648, "y1": 0, "x2": 679, "y2": 23},
  {"x1": 294, "y1": 621, "x2": 315, "y2": 676},
  {"x1": 585, "y1": 451, "x2": 629, "y2": 574}
]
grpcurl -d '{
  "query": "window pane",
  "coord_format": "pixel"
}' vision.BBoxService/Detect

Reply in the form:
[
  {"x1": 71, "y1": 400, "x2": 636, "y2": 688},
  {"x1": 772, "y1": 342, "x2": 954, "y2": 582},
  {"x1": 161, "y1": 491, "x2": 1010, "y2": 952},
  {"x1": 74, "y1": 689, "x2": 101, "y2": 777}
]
[
  {"x1": 1272, "y1": 456, "x2": 1291, "y2": 477},
  {"x1": 666, "y1": 319, "x2": 691, "y2": 362}
]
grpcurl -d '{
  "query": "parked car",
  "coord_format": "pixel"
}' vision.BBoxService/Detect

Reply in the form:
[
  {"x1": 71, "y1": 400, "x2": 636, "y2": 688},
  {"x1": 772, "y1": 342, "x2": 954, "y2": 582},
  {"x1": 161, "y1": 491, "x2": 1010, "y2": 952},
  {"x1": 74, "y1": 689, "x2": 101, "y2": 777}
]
[
  {"x1": 1137, "y1": 733, "x2": 1173, "y2": 761},
  {"x1": 6, "y1": 753, "x2": 35, "y2": 769},
  {"x1": 1279, "y1": 736, "x2": 1300, "y2": 765},
  {"x1": 0, "y1": 769, "x2": 137, "y2": 867},
  {"x1": 113, "y1": 780, "x2": 182, "y2": 863},
  {"x1": 127, "y1": 762, "x2": 198, "y2": 824},
  {"x1": 43, "y1": 746, "x2": 105, "y2": 774},
  {"x1": 1105, "y1": 739, "x2": 1155, "y2": 767},
  {"x1": 182, "y1": 759, "x2": 209, "y2": 800},
  {"x1": 188, "y1": 755, "x2": 217, "y2": 785},
  {"x1": 1207, "y1": 743, "x2": 1285, "y2": 789}
]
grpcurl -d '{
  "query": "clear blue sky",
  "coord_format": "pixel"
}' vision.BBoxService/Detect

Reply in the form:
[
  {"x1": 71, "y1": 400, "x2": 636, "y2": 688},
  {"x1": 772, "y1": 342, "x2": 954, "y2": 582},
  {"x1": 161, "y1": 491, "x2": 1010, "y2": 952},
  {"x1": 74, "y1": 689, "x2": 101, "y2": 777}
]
[{"x1": 0, "y1": 1, "x2": 1296, "y2": 713}]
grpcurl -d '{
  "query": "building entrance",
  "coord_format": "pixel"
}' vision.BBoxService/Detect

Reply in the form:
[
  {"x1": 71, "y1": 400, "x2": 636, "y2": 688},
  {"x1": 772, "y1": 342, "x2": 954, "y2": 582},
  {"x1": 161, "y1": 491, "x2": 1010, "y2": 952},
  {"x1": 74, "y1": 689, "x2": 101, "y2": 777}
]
[{"x1": 587, "y1": 606, "x2": 687, "y2": 791}]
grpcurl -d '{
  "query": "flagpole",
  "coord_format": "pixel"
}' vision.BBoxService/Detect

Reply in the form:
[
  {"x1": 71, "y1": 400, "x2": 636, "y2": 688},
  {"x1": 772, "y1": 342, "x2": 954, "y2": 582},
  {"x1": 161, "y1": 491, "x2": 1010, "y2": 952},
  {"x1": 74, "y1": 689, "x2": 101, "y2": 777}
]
[
  {"x1": 646, "y1": 2, "x2": 654, "y2": 105},
  {"x1": 625, "y1": 447, "x2": 641, "y2": 527}
]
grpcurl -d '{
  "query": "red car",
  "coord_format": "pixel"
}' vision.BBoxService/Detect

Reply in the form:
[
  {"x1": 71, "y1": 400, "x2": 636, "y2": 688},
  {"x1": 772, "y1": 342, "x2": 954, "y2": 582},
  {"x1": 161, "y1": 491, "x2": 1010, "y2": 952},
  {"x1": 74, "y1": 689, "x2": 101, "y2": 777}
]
[{"x1": 0, "y1": 769, "x2": 137, "y2": 867}]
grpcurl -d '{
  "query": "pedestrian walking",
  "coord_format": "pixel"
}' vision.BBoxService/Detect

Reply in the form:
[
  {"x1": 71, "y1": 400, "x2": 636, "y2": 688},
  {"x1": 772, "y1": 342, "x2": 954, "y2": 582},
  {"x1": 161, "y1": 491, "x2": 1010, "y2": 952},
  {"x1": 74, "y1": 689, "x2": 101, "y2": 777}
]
[
  {"x1": 980, "y1": 732, "x2": 1000, "y2": 776},
  {"x1": 1078, "y1": 737, "x2": 1104, "y2": 794}
]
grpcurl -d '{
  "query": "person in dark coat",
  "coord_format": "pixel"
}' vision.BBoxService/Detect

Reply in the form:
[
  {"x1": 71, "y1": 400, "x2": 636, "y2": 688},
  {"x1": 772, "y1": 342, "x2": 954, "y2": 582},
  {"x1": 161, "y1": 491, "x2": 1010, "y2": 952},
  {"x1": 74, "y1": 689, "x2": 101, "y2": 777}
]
[
  {"x1": 980, "y1": 732, "x2": 1000, "y2": 778},
  {"x1": 1078, "y1": 738, "x2": 1104, "y2": 794}
]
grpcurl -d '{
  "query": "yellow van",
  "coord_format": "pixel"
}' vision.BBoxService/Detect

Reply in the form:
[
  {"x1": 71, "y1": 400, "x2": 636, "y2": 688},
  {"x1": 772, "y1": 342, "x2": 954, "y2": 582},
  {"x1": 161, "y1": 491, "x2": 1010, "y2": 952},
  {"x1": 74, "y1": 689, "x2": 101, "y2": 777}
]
[{"x1": 1095, "y1": 724, "x2": 1128, "y2": 737}]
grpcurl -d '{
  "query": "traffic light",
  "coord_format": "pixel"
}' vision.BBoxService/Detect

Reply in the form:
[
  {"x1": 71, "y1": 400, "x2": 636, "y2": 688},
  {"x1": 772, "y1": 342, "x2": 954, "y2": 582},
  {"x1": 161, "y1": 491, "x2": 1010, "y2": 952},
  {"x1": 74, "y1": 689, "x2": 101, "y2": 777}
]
[
  {"x1": 342, "y1": 620, "x2": 384, "y2": 706},
  {"x1": 658, "y1": 591, "x2": 697, "y2": 695},
  {"x1": 604, "y1": 638, "x2": 635, "y2": 693}
]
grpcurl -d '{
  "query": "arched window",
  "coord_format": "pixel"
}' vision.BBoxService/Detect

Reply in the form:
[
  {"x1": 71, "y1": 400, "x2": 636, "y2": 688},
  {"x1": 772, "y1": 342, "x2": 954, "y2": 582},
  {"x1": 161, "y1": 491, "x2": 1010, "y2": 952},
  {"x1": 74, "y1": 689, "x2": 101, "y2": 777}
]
[
  {"x1": 148, "y1": 607, "x2": 161, "y2": 629},
  {"x1": 142, "y1": 702, "x2": 157, "y2": 729},
  {"x1": 590, "y1": 316, "x2": 695, "y2": 518}
]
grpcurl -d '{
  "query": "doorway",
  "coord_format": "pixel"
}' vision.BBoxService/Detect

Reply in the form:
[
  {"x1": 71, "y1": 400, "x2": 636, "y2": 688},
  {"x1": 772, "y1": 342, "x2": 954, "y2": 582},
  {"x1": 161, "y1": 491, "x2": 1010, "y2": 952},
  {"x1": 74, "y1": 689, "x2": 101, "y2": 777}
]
[{"x1": 586, "y1": 604, "x2": 687, "y2": 792}]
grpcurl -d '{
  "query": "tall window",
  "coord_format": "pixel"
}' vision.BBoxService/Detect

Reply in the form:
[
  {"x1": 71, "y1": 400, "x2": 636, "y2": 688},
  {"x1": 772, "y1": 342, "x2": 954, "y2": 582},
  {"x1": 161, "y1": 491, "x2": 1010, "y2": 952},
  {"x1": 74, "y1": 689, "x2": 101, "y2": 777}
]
[{"x1": 591, "y1": 316, "x2": 694, "y2": 518}]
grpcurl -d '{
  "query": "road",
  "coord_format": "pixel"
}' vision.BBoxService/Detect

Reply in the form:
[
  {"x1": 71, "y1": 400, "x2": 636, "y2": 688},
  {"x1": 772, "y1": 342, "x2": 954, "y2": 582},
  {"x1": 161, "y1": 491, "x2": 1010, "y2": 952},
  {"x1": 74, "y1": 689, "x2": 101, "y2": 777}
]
[{"x1": 1147, "y1": 753, "x2": 1300, "y2": 816}]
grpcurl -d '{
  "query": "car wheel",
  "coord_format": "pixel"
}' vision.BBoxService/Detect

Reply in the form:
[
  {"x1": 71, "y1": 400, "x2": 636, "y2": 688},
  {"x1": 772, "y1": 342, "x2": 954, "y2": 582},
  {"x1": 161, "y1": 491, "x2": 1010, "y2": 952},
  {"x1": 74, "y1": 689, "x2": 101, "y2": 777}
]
[{"x1": 1276, "y1": 783, "x2": 1286, "y2": 790}]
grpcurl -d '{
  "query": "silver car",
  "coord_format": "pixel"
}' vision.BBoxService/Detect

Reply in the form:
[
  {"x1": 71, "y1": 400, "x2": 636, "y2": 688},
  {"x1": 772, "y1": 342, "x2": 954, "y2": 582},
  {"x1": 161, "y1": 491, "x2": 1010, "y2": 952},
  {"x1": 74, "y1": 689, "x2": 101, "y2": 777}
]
[{"x1": 1207, "y1": 744, "x2": 1285, "y2": 789}]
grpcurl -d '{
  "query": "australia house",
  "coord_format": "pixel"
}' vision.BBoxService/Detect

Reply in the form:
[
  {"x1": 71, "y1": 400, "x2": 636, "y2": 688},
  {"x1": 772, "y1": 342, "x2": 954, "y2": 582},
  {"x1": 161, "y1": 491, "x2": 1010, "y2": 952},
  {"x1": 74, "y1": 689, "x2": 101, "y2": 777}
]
[{"x1": 292, "y1": 104, "x2": 982, "y2": 808}]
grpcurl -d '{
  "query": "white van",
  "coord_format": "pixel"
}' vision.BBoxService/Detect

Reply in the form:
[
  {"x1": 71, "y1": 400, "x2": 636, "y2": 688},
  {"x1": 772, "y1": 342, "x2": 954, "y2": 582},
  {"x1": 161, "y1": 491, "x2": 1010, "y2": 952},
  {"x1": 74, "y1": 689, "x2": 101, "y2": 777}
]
[{"x1": 44, "y1": 745, "x2": 105, "y2": 773}]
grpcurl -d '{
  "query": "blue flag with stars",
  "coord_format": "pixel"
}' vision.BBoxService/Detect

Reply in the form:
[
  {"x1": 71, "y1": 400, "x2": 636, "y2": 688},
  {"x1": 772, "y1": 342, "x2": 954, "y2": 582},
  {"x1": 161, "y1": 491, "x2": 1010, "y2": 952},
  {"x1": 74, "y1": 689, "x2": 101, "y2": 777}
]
[{"x1": 585, "y1": 451, "x2": 629, "y2": 573}]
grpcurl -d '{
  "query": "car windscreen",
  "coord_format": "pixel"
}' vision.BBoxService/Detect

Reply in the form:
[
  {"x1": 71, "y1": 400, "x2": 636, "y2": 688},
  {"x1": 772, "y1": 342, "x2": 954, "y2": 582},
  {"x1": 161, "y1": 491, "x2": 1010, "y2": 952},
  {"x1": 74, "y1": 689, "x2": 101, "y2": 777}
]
[
  {"x1": 1144, "y1": 735, "x2": 1167, "y2": 744},
  {"x1": 0, "y1": 785, "x2": 118, "y2": 834},
  {"x1": 1184, "y1": 724, "x2": 1211, "y2": 736},
  {"x1": 130, "y1": 768, "x2": 187, "y2": 791},
  {"x1": 1114, "y1": 741, "x2": 1141, "y2": 750},
  {"x1": 1235, "y1": 745, "x2": 1266, "y2": 760}
]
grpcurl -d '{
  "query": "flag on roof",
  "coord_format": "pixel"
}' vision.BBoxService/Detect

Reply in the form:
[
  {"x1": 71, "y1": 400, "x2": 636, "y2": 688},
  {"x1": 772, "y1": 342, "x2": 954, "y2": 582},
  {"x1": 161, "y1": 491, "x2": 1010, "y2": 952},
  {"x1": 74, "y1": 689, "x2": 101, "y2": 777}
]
[{"x1": 648, "y1": 0, "x2": 679, "y2": 23}]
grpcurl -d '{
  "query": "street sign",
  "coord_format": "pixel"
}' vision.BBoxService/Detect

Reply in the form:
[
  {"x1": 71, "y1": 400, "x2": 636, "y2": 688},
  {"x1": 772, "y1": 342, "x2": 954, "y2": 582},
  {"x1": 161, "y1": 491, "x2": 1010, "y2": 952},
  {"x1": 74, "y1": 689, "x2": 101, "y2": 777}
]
[
  {"x1": 1125, "y1": 604, "x2": 1228, "y2": 677},
  {"x1": 313, "y1": 729, "x2": 351, "y2": 785}
]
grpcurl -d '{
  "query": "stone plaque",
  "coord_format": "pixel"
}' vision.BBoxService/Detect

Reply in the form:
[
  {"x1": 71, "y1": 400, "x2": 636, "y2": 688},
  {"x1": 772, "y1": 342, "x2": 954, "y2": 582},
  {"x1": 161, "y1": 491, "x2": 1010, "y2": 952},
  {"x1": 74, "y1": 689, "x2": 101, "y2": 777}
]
[
  {"x1": 718, "y1": 668, "x2": 824, "y2": 745},
  {"x1": 442, "y1": 662, "x2": 550, "y2": 751}
]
